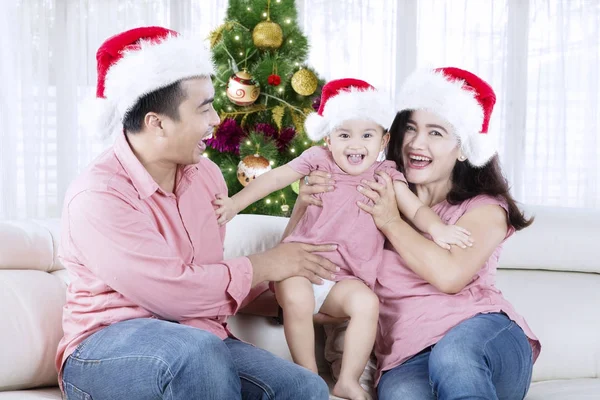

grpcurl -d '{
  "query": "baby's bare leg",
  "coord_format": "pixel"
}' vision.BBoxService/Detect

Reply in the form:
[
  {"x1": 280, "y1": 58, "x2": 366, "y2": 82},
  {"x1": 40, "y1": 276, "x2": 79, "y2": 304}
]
[
  {"x1": 320, "y1": 280, "x2": 379, "y2": 400},
  {"x1": 275, "y1": 276, "x2": 318, "y2": 373}
]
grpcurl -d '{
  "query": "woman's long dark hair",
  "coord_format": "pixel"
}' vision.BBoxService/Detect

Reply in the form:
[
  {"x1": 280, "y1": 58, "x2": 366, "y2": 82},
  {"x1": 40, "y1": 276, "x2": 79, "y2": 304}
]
[{"x1": 387, "y1": 111, "x2": 533, "y2": 231}]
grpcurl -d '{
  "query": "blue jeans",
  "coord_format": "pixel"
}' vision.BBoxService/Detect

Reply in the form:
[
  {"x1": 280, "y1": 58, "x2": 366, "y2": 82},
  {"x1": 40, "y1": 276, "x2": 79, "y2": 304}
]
[
  {"x1": 378, "y1": 313, "x2": 533, "y2": 400},
  {"x1": 62, "y1": 318, "x2": 329, "y2": 400}
]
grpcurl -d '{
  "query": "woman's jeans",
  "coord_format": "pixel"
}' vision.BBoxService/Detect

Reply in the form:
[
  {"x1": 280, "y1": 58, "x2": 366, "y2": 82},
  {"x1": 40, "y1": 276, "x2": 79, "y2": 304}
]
[
  {"x1": 378, "y1": 313, "x2": 534, "y2": 400},
  {"x1": 62, "y1": 318, "x2": 329, "y2": 400}
]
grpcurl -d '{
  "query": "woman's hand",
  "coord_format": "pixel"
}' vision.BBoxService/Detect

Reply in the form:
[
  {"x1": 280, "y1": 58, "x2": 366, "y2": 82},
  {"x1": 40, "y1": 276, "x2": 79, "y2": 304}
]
[
  {"x1": 356, "y1": 171, "x2": 402, "y2": 231},
  {"x1": 297, "y1": 171, "x2": 335, "y2": 207}
]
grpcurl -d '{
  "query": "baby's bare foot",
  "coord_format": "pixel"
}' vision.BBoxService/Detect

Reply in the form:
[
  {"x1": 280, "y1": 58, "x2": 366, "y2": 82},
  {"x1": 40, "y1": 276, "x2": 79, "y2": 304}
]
[{"x1": 332, "y1": 378, "x2": 373, "y2": 400}]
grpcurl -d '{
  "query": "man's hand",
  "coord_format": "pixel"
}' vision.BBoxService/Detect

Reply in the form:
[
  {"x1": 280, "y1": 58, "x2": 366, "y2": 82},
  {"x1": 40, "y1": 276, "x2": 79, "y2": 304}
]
[
  {"x1": 248, "y1": 242, "x2": 340, "y2": 287},
  {"x1": 213, "y1": 194, "x2": 239, "y2": 226},
  {"x1": 297, "y1": 171, "x2": 335, "y2": 207}
]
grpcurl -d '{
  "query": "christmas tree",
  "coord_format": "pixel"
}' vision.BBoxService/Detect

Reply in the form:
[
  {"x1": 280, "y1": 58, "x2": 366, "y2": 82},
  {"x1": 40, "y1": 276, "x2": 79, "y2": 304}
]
[{"x1": 206, "y1": 0, "x2": 325, "y2": 216}]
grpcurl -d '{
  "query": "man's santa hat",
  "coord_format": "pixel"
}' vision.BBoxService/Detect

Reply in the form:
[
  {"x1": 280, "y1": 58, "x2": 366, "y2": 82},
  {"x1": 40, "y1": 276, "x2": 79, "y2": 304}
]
[
  {"x1": 396, "y1": 67, "x2": 497, "y2": 167},
  {"x1": 305, "y1": 78, "x2": 395, "y2": 141},
  {"x1": 88, "y1": 26, "x2": 214, "y2": 138}
]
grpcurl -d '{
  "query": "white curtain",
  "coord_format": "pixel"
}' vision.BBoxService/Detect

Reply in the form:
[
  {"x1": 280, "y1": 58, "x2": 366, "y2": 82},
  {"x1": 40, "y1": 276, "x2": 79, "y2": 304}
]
[
  {"x1": 414, "y1": 0, "x2": 600, "y2": 209},
  {"x1": 1, "y1": 0, "x2": 598, "y2": 219}
]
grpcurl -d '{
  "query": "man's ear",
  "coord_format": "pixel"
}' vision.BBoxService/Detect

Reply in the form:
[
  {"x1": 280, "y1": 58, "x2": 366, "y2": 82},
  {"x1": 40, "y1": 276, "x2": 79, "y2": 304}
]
[{"x1": 144, "y1": 112, "x2": 163, "y2": 135}]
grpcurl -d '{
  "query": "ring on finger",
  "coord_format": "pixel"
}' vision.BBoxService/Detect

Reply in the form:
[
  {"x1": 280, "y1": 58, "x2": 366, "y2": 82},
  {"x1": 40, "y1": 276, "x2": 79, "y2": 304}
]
[{"x1": 304, "y1": 175, "x2": 310, "y2": 185}]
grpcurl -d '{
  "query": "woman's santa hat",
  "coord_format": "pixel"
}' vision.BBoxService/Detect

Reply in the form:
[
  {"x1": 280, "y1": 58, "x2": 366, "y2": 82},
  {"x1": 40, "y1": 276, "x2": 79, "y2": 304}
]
[
  {"x1": 305, "y1": 78, "x2": 396, "y2": 141},
  {"x1": 88, "y1": 26, "x2": 214, "y2": 138},
  {"x1": 396, "y1": 67, "x2": 497, "y2": 167}
]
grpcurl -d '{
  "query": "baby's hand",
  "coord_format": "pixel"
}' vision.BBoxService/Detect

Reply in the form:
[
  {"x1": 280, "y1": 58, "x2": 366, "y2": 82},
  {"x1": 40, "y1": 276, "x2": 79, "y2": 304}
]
[
  {"x1": 429, "y1": 223, "x2": 473, "y2": 250},
  {"x1": 213, "y1": 194, "x2": 238, "y2": 226}
]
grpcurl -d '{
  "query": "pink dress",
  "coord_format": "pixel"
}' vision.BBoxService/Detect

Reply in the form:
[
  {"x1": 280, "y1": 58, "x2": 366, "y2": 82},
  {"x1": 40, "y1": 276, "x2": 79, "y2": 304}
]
[
  {"x1": 284, "y1": 146, "x2": 407, "y2": 289},
  {"x1": 374, "y1": 194, "x2": 541, "y2": 384}
]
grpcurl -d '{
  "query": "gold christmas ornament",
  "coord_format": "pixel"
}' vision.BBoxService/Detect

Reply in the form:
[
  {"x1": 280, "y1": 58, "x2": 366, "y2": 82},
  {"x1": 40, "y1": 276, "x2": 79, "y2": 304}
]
[
  {"x1": 227, "y1": 70, "x2": 261, "y2": 106},
  {"x1": 237, "y1": 154, "x2": 272, "y2": 186},
  {"x1": 291, "y1": 68, "x2": 318, "y2": 96},
  {"x1": 252, "y1": 20, "x2": 283, "y2": 50}
]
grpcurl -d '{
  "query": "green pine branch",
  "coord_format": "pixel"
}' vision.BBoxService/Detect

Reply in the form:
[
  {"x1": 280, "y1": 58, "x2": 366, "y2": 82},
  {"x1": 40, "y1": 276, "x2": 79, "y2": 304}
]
[{"x1": 208, "y1": 0, "x2": 326, "y2": 217}]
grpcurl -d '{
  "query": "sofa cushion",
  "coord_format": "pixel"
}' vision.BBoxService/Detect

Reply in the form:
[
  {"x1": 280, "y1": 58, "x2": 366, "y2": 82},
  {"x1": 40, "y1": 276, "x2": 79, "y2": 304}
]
[
  {"x1": 501, "y1": 206, "x2": 600, "y2": 274},
  {"x1": 0, "y1": 388, "x2": 62, "y2": 400},
  {"x1": 0, "y1": 270, "x2": 66, "y2": 391},
  {"x1": 526, "y1": 378, "x2": 600, "y2": 399},
  {"x1": 497, "y1": 269, "x2": 600, "y2": 382},
  {"x1": 223, "y1": 214, "x2": 287, "y2": 259}
]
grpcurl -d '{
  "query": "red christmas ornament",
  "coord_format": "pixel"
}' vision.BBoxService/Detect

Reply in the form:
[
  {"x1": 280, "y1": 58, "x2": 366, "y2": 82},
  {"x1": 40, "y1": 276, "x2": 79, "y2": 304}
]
[{"x1": 268, "y1": 74, "x2": 281, "y2": 86}]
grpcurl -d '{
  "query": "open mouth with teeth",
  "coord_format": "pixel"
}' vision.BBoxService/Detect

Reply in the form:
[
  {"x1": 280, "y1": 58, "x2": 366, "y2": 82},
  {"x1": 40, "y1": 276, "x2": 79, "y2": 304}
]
[
  {"x1": 346, "y1": 153, "x2": 366, "y2": 165},
  {"x1": 407, "y1": 154, "x2": 432, "y2": 168},
  {"x1": 198, "y1": 131, "x2": 213, "y2": 151},
  {"x1": 202, "y1": 131, "x2": 213, "y2": 141}
]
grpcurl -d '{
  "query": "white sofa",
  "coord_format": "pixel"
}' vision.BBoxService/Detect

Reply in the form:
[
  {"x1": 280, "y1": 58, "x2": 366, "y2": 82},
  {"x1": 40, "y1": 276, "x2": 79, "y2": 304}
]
[{"x1": 0, "y1": 206, "x2": 599, "y2": 399}]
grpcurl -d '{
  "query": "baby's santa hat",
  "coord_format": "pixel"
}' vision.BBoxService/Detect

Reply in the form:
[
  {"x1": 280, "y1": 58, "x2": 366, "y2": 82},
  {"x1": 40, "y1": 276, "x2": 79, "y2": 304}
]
[
  {"x1": 396, "y1": 67, "x2": 497, "y2": 167},
  {"x1": 87, "y1": 26, "x2": 214, "y2": 138},
  {"x1": 305, "y1": 78, "x2": 396, "y2": 141}
]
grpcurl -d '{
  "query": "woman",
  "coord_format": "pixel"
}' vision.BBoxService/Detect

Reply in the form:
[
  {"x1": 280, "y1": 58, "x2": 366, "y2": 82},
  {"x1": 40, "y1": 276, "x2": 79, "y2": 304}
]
[{"x1": 296, "y1": 67, "x2": 540, "y2": 399}]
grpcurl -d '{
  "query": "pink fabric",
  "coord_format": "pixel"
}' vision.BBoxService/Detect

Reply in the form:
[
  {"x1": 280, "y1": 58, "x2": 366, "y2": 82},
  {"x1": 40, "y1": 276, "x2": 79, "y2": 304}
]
[
  {"x1": 55, "y1": 133, "x2": 266, "y2": 374},
  {"x1": 284, "y1": 146, "x2": 407, "y2": 288},
  {"x1": 374, "y1": 195, "x2": 541, "y2": 384}
]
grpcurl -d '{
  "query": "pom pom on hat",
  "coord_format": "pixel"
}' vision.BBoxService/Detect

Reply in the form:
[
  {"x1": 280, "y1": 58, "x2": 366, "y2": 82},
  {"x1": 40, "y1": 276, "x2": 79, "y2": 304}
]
[
  {"x1": 305, "y1": 78, "x2": 395, "y2": 141},
  {"x1": 396, "y1": 67, "x2": 497, "y2": 167}
]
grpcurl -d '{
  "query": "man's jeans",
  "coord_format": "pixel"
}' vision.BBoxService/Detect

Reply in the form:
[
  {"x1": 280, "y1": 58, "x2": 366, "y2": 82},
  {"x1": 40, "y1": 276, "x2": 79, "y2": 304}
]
[
  {"x1": 62, "y1": 318, "x2": 329, "y2": 399},
  {"x1": 378, "y1": 313, "x2": 534, "y2": 400}
]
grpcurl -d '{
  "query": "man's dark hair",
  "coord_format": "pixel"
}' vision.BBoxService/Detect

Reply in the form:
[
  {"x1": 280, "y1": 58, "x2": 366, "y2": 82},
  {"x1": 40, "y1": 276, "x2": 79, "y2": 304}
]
[{"x1": 122, "y1": 80, "x2": 187, "y2": 133}]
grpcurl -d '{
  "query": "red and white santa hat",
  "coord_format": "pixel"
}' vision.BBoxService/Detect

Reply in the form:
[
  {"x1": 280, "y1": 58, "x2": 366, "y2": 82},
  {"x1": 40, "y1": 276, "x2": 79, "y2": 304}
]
[
  {"x1": 305, "y1": 78, "x2": 396, "y2": 141},
  {"x1": 396, "y1": 67, "x2": 497, "y2": 167},
  {"x1": 88, "y1": 26, "x2": 214, "y2": 138}
]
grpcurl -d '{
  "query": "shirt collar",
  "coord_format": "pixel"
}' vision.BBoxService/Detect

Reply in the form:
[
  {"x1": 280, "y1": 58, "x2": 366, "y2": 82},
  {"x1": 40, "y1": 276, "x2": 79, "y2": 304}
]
[
  {"x1": 114, "y1": 133, "x2": 201, "y2": 199},
  {"x1": 114, "y1": 133, "x2": 160, "y2": 199}
]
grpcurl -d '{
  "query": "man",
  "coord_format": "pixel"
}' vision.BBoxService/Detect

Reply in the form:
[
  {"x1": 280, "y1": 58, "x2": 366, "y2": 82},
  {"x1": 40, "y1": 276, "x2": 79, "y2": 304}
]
[{"x1": 56, "y1": 26, "x2": 336, "y2": 399}]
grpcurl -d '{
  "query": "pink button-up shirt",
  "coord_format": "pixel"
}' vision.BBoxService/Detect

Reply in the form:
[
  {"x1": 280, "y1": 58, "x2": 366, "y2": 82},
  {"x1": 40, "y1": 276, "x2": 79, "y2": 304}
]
[{"x1": 55, "y1": 133, "x2": 265, "y2": 374}]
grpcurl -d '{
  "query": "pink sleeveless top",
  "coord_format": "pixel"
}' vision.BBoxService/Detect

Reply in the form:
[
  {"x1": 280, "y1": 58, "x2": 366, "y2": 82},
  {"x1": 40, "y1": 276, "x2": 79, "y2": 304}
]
[
  {"x1": 284, "y1": 146, "x2": 406, "y2": 288},
  {"x1": 374, "y1": 195, "x2": 541, "y2": 384}
]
